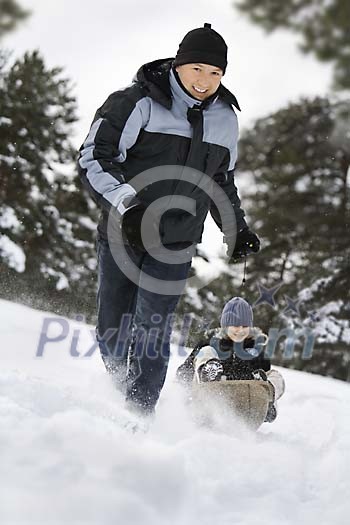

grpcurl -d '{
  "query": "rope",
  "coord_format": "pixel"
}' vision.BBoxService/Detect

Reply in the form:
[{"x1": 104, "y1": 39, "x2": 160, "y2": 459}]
[{"x1": 241, "y1": 254, "x2": 247, "y2": 287}]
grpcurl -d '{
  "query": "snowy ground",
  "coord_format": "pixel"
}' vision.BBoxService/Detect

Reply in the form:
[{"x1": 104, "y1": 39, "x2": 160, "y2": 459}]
[{"x1": 0, "y1": 299, "x2": 349, "y2": 525}]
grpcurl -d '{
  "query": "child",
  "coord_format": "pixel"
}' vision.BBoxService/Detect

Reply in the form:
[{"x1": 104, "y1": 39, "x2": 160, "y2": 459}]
[{"x1": 177, "y1": 297, "x2": 285, "y2": 422}]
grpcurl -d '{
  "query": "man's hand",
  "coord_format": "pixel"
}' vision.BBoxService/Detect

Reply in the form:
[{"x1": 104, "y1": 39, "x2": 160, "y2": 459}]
[
  {"x1": 121, "y1": 196, "x2": 160, "y2": 252},
  {"x1": 225, "y1": 227, "x2": 260, "y2": 263}
]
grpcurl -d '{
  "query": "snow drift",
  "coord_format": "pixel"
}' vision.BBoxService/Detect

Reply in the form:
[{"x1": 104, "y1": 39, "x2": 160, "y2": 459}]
[{"x1": 0, "y1": 299, "x2": 349, "y2": 525}]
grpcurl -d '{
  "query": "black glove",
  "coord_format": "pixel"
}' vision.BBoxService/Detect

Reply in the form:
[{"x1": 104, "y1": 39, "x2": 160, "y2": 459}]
[
  {"x1": 121, "y1": 197, "x2": 159, "y2": 252},
  {"x1": 226, "y1": 227, "x2": 260, "y2": 263},
  {"x1": 176, "y1": 362, "x2": 195, "y2": 384},
  {"x1": 252, "y1": 369, "x2": 268, "y2": 381}
]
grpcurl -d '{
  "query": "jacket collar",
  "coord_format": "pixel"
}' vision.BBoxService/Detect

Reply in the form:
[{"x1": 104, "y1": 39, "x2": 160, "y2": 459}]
[
  {"x1": 135, "y1": 57, "x2": 241, "y2": 112},
  {"x1": 169, "y1": 67, "x2": 202, "y2": 108}
]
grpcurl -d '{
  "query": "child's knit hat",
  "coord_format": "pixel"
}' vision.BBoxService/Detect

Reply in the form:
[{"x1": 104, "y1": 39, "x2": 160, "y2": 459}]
[{"x1": 220, "y1": 297, "x2": 254, "y2": 327}]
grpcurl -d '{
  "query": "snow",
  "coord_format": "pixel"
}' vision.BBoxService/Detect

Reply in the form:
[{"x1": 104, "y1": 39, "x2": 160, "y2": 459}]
[
  {"x1": 342, "y1": 327, "x2": 350, "y2": 345},
  {"x1": 299, "y1": 277, "x2": 333, "y2": 302},
  {"x1": 78, "y1": 216, "x2": 97, "y2": 231},
  {"x1": 0, "y1": 153, "x2": 16, "y2": 166},
  {"x1": 185, "y1": 285, "x2": 203, "y2": 310},
  {"x1": 0, "y1": 206, "x2": 23, "y2": 232},
  {"x1": 39, "y1": 265, "x2": 70, "y2": 291},
  {"x1": 44, "y1": 205, "x2": 60, "y2": 220},
  {"x1": 0, "y1": 116, "x2": 12, "y2": 126},
  {"x1": 299, "y1": 284, "x2": 350, "y2": 345},
  {"x1": 0, "y1": 234, "x2": 26, "y2": 272},
  {"x1": 0, "y1": 298, "x2": 349, "y2": 525},
  {"x1": 18, "y1": 127, "x2": 28, "y2": 137},
  {"x1": 29, "y1": 184, "x2": 43, "y2": 201}
]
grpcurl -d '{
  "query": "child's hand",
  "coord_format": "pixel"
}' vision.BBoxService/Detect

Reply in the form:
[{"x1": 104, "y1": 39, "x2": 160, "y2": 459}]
[{"x1": 252, "y1": 369, "x2": 268, "y2": 381}]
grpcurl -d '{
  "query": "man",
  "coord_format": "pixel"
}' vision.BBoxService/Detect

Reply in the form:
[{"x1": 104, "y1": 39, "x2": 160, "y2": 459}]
[{"x1": 78, "y1": 23, "x2": 260, "y2": 418}]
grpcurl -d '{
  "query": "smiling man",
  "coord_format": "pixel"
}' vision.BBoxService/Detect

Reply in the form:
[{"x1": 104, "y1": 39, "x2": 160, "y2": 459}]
[
  {"x1": 78, "y1": 23, "x2": 260, "y2": 422},
  {"x1": 174, "y1": 63, "x2": 223, "y2": 100}
]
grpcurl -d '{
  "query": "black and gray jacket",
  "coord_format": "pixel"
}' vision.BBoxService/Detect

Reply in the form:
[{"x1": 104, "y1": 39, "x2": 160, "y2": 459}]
[
  {"x1": 78, "y1": 58, "x2": 247, "y2": 244},
  {"x1": 177, "y1": 328, "x2": 271, "y2": 383}
]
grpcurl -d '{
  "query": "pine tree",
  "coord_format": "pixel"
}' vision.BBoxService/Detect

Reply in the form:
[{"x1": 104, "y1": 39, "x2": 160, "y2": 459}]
[
  {"x1": 0, "y1": 0, "x2": 29, "y2": 38},
  {"x1": 0, "y1": 50, "x2": 98, "y2": 317},
  {"x1": 221, "y1": 96, "x2": 350, "y2": 379}
]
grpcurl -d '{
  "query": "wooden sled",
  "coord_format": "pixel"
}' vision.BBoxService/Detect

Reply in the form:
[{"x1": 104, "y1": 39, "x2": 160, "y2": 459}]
[{"x1": 191, "y1": 379, "x2": 274, "y2": 430}]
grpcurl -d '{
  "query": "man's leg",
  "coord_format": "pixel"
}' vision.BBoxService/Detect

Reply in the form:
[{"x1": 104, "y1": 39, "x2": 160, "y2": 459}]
[
  {"x1": 96, "y1": 236, "x2": 144, "y2": 391},
  {"x1": 126, "y1": 243, "x2": 192, "y2": 414}
]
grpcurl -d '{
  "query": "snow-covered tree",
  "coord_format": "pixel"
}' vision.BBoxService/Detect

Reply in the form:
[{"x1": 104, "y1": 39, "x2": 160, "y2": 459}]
[
  {"x1": 0, "y1": 51, "x2": 98, "y2": 317},
  {"x1": 226, "y1": 96, "x2": 350, "y2": 380}
]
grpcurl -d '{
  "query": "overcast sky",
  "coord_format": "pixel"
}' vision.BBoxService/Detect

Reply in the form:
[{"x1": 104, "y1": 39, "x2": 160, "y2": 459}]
[
  {"x1": 4, "y1": 0, "x2": 333, "y2": 146},
  {"x1": 3, "y1": 0, "x2": 334, "y2": 263}
]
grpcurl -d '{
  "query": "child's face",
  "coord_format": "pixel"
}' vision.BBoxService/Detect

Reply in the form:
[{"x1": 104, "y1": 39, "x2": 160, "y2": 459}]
[{"x1": 226, "y1": 326, "x2": 250, "y2": 342}]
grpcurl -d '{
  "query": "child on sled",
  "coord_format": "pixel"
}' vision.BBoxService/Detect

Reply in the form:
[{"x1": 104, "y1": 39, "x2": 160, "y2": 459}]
[{"x1": 177, "y1": 296, "x2": 285, "y2": 422}]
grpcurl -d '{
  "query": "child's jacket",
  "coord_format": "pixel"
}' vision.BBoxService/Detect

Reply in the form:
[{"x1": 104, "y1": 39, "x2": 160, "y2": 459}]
[{"x1": 177, "y1": 327, "x2": 271, "y2": 383}]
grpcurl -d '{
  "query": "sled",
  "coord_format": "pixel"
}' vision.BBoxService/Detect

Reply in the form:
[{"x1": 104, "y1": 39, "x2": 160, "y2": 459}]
[{"x1": 191, "y1": 379, "x2": 274, "y2": 430}]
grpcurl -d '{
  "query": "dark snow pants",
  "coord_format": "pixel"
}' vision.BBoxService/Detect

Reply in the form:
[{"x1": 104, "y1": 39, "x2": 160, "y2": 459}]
[{"x1": 96, "y1": 236, "x2": 192, "y2": 413}]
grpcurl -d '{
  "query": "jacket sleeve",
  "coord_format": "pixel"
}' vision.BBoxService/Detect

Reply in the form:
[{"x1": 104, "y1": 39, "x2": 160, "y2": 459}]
[
  {"x1": 244, "y1": 335, "x2": 271, "y2": 372},
  {"x1": 251, "y1": 353, "x2": 271, "y2": 372},
  {"x1": 176, "y1": 336, "x2": 211, "y2": 384},
  {"x1": 77, "y1": 88, "x2": 149, "y2": 214},
  {"x1": 210, "y1": 168, "x2": 248, "y2": 235},
  {"x1": 209, "y1": 108, "x2": 247, "y2": 235}
]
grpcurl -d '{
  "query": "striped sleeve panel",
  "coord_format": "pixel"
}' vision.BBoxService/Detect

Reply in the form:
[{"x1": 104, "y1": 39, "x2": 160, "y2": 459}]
[{"x1": 78, "y1": 92, "x2": 150, "y2": 212}]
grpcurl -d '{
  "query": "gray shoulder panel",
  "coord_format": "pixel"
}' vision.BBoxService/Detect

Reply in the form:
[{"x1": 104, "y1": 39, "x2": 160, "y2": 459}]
[
  {"x1": 116, "y1": 97, "x2": 152, "y2": 161},
  {"x1": 203, "y1": 100, "x2": 239, "y2": 171}
]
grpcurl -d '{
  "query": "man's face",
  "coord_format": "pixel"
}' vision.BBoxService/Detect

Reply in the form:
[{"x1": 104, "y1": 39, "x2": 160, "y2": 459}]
[
  {"x1": 226, "y1": 326, "x2": 250, "y2": 343},
  {"x1": 175, "y1": 63, "x2": 223, "y2": 100}
]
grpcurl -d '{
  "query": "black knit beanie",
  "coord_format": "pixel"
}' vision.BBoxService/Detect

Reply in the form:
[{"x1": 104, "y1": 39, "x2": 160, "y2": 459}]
[{"x1": 173, "y1": 23, "x2": 228, "y2": 74}]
